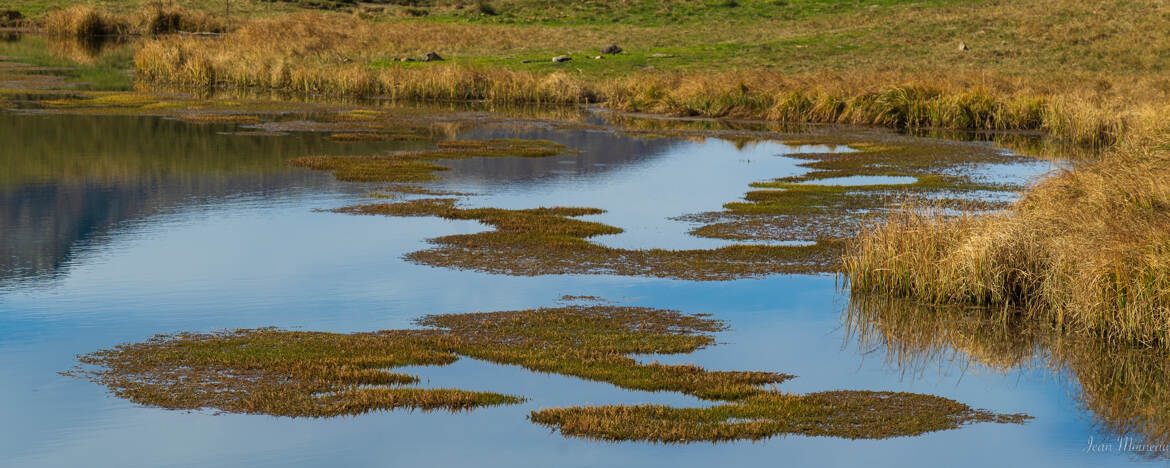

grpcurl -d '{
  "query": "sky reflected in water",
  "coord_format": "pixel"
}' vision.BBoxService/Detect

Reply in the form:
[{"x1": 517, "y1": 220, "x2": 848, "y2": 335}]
[{"x1": 0, "y1": 108, "x2": 1156, "y2": 468}]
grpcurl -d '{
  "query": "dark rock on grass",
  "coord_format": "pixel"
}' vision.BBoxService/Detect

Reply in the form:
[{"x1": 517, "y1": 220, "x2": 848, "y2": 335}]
[
  {"x1": 601, "y1": 44, "x2": 622, "y2": 54},
  {"x1": 553, "y1": 55, "x2": 572, "y2": 63}
]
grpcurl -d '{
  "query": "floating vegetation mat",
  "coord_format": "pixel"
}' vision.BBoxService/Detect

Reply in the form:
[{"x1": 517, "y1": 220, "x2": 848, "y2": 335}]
[
  {"x1": 334, "y1": 198, "x2": 842, "y2": 280},
  {"x1": 72, "y1": 305, "x2": 1027, "y2": 442}
]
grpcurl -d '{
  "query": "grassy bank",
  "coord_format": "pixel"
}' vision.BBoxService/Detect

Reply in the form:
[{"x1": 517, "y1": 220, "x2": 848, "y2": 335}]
[{"x1": 121, "y1": 1, "x2": 1170, "y2": 146}]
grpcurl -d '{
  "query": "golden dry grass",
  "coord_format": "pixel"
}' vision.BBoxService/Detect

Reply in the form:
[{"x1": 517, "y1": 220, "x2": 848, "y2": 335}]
[
  {"x1": 41, "y1": 2, "x2": 224, "y2": 37},
  {"x1": 844, "y1": 118, "x2": 1170, "y2": 347},
  {"x1": 124, "y1": 1, "x2": 1170, "y2": 145}
]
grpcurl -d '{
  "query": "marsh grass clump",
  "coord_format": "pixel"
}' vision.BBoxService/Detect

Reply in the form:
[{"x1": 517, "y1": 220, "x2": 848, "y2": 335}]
[
  {"x1": 73, "y1": 327, "x2": 521, "y2": 417},
  {"x1": 75, "y1": 304, "x2": 1026, "y2": 440},
  {"x1": 44, "y1": 6, "x2": 130, "y2": 38},
  {"x1": 843, "y1": 124, "x2": 1170, "y2": 347},
  {"x1": 42, "y1": 3, "x2": 225, "y2": 37},
  {"x1": 136, "y1": 1, "x2": 228, "y2": 35},
  {"x1": 74, "y1": 305, "x2": 775, "y2": 416},
  {"x1": 334, "y1": 198, "x2": 845, "y2": 279},
  {"x1": 288, "y1": 138, "x2": 570, "y2": 182},
  {"x1": 530, "y1": 390, "x2": 1025, "y2": 443}
]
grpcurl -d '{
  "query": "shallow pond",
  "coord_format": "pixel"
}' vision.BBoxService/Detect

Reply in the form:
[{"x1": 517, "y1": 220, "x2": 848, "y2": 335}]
[{"x1": 0, "y1": 36, "x2": 1164, "y2": 468}]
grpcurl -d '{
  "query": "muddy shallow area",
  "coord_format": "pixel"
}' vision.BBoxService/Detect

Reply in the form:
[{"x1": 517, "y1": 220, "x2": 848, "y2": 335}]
[{"x1": 0, "y1": 35, "x2": 1163, "y2": 467}]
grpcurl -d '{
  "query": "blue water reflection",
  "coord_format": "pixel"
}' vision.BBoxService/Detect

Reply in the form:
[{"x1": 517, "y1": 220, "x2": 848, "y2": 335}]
[{"x1": 0, "y1": 109, "x2": 1149, "y2": 467}]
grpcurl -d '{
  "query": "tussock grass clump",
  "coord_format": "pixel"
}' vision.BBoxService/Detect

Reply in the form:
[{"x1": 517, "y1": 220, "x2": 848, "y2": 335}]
[
  {"x1": 75, "y1": 305, "x2": 1026, "y2": 440},
  {"x1": 288, "y1": 138, "x2": 570, "y2": 182},
  {"x1": 138, "y1": 1, "x2": 227, "y2": 35},
  {"x1": 334, "y1": 198, "x2": 843, "y2": 279},
  {"x1": 44, "y1": 6, "x2": 130, "y2": 37},
  {"x1": 43, "y1": 3, "x2": 225, "y2": 38},
  {"x1": 843, "y1": 121, "x2": 1170, "y2": 347}
]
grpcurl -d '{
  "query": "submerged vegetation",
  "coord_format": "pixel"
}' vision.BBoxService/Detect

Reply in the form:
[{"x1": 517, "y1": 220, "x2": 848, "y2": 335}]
[{"x1": 74, "y1": 304, "x2": 1027, "y2": 440}]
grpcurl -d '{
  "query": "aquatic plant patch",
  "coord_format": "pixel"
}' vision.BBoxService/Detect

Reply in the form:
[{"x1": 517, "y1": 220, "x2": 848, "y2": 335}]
[
  {"x1": 680, "y1": 136, "x2": 1028, "y2": 255},
  {"x1": 288, "y1": 138, "x2": 572, "y2": 183},
  {"x1": 73, "y1": 305, "x2": 1028, "y2": 441},
  {"x1": 334, "y1": 198, "x2": 843, "y2": 279}
]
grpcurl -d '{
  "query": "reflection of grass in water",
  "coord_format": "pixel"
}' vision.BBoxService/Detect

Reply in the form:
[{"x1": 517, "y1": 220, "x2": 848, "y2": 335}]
[
  {"x1": 335, "y1": 198, "x2": 845, "y2": 279},
  {"x1": 844, "y1": 294, "x2": 1170, "y2": 458},
  {"x1": 0, "y1": 35, "x2": 135, "y2": 90},
  {"x1": 73, "y1": 304, "x2": 1026, "y2": 441},
  {"x1": 0, "y1": 108, "x2": 409, "y2": 187}
]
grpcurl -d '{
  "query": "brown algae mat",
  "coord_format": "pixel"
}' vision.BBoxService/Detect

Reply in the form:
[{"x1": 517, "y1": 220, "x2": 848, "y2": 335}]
[{"x1": 72, "y1": 305, "x2": 1028, "y2": 442}]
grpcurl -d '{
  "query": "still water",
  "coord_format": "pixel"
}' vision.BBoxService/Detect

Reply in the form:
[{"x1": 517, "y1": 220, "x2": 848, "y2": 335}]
[{"x1": 0, "y1": 99, "x2": 1162, "y2": 466}]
